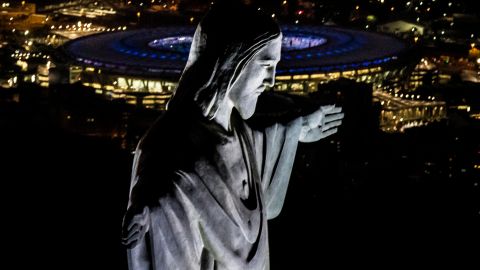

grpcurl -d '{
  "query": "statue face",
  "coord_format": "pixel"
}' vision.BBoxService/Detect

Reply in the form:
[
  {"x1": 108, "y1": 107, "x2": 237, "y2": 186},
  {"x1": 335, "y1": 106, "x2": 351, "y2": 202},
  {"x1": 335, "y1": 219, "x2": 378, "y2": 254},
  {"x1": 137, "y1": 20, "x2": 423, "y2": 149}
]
[{"x1": 228, "y1": 36, "x2": 282, "y2": 120}]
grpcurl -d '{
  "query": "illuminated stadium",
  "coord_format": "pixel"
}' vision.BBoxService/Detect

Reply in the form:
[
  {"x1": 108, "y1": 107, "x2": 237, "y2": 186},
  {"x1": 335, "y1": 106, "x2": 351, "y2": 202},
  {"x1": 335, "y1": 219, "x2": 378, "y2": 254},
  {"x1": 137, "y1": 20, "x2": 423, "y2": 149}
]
[{"x1": 61, "y1": 25, "x2": 410, "y2": 108}]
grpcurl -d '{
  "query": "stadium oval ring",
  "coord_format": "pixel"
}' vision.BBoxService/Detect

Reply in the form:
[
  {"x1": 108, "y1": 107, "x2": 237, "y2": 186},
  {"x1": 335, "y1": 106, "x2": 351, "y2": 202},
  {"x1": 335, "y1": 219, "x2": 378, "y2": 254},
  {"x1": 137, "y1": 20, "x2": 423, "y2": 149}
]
[{"x1": 63, "y1": 25, "x2": 408, "y2": 80}]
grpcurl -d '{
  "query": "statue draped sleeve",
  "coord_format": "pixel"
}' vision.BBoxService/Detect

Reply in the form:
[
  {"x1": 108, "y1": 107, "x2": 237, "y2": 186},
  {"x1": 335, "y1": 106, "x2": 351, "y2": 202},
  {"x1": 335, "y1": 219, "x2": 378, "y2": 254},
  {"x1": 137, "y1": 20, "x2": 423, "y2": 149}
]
[
  {"x1": 125, "y1": 116, "x2": 303, "y2": 270},
  {"x1": 250, "y1": 118, "x2": 303, "y2": 219}
]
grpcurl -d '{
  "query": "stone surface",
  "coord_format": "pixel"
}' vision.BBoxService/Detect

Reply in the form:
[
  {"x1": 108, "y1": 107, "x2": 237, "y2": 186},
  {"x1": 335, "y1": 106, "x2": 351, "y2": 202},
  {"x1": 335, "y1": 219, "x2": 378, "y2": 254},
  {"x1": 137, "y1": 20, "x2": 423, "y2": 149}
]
[{"x1": 122, "y1": 2, "x2": 342, "y2": 269}]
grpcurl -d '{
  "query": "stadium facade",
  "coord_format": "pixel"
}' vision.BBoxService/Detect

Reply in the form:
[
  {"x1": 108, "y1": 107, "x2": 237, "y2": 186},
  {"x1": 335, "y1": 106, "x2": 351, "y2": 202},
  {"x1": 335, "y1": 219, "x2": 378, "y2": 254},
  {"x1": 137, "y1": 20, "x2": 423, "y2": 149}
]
[{"x1": 59, "y1": 25, "x2": 411, "y2": 109}]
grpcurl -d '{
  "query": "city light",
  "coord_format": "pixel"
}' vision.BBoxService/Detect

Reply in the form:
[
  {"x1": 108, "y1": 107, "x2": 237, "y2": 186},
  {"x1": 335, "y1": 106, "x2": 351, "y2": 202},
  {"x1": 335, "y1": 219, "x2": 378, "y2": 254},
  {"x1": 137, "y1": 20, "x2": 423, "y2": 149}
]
[{"x1": 0, "y1": 1, "x2": 478, "y2": 213}]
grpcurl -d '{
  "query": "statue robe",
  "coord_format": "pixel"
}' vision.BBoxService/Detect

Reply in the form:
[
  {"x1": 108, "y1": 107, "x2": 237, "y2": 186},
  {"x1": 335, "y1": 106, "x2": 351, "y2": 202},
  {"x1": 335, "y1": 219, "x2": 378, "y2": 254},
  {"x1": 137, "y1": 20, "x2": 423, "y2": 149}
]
[{"x1": 126, "y1": 111, "x2": 302, "y2": 270}]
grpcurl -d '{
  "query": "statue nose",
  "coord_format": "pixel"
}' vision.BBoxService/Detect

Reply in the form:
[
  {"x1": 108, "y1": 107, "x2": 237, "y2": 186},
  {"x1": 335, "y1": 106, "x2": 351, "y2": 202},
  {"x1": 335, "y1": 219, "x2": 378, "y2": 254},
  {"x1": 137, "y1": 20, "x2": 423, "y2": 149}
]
[
  {"x1": 264, "y1": 67, "x2": 276, "y2": 87},
  {"x1": 264, "y1": 76, "x2": 275, "y2": 87}
]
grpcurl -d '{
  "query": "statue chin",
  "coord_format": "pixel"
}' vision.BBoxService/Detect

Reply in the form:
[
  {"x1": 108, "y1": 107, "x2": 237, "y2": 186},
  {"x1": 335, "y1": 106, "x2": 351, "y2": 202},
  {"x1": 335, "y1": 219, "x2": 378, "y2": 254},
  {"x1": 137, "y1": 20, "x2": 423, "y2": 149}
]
[
  {"x1": 237, "y1": 107, "x2": 256, "y2": 120},
  {"x1": 235, "y1": 97, "x2": 259, "y2": 120}
]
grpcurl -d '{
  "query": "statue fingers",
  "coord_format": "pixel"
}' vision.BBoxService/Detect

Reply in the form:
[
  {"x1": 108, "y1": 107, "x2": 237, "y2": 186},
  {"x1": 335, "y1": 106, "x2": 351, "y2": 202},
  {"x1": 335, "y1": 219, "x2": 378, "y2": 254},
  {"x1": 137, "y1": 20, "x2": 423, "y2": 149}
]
[
  {"x1": 123, "y1": 222, "x2": 140, "y2": 239},
  {"x1": 323, "y1": 112, "x2": 344, "y2": 123},
  {"x1": 306, "y1": 105, "x2": 342, "y2": 128},
  {"x1": 320, "y1": 105, "x2": 336, "y2": 112},
  {"x1": 321, "y1": 120, "x2": 342, "y2": 131},
  {"x1": 122, "y1": 233, "x2": 142, "y2": 248},
  {"x1": 127, "y1": 217, "x2": 141, "y2": 231},
  {"x1": 319, "y1": 128, "x2": 338, "y2": 139},
  {"x1": 122, "y1": 228, "x2": 140, "y2": 245},
  {"x1": 122, "y1": 224, "x2": 148, "y2": 247},
  {"x1": 323, "y1": 106, "x2": 342, "y2": 114},
  {"x1": 126, "y1": 206, "x2": 150, "y2": 230}
]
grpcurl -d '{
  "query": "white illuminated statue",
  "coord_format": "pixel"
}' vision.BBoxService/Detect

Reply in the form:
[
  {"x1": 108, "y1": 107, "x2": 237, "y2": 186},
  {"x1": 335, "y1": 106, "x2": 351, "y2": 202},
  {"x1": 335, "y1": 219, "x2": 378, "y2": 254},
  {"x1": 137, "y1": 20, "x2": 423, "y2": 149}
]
[{"x1": 122, "y1": 2, "x2": 343, "y2": 269}]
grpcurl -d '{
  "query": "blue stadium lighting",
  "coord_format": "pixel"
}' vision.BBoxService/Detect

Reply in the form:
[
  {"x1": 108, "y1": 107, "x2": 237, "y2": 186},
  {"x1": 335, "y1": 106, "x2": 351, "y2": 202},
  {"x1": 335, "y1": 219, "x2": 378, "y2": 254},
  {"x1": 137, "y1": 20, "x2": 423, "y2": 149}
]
[{"x1": 65, "y1": 26, "x2": 405, "y2": 76}]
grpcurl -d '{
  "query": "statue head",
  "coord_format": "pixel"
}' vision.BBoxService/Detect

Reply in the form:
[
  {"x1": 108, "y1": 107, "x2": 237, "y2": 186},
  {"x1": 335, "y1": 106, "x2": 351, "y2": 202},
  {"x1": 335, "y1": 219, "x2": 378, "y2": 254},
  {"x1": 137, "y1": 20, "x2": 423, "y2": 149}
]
[
  {"x1": 167, "y1": 1, "x2": 281, "y2": 120},
  {"x1": 227, "y1": 35, "x2": 281, "y2": 119}
]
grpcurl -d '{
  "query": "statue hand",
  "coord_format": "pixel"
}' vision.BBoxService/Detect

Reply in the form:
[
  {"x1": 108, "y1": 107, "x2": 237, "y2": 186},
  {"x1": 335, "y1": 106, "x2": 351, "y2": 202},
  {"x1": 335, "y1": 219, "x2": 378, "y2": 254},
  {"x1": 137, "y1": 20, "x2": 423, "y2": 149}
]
[
  {"x1": 121, "y1": 205, "x2": 150, "y2": 248},
  {"x1": 299, "y1": 105, "x2": 344, "y2": 143}
]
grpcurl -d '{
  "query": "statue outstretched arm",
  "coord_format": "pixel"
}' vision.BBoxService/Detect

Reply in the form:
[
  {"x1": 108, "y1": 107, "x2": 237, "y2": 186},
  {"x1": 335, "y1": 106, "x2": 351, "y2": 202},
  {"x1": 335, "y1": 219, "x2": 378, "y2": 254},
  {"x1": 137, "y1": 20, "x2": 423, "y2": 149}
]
[
  {"x1": 260, "y1": 117, "x2": 302, "y2": 219},
  {"x1": 261, "y1": 104, "x2": 343, "y2": 219}
]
